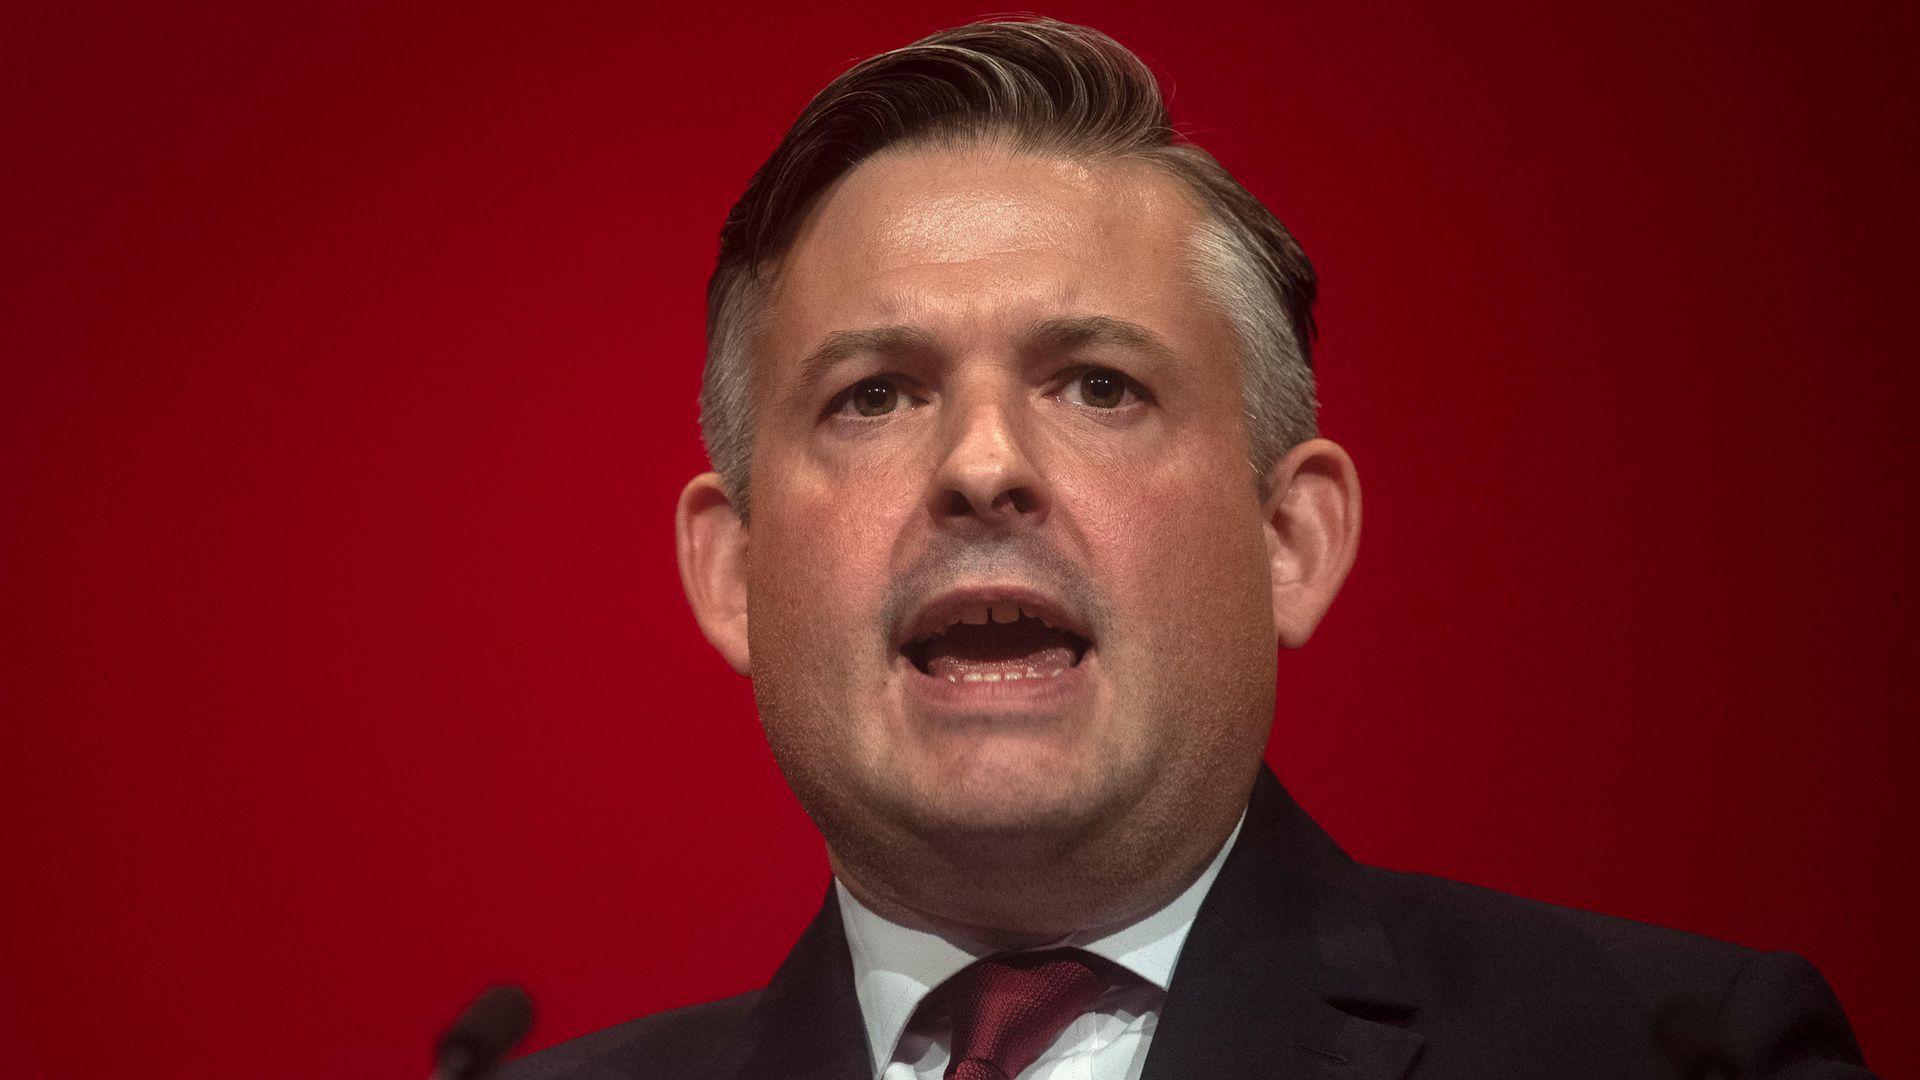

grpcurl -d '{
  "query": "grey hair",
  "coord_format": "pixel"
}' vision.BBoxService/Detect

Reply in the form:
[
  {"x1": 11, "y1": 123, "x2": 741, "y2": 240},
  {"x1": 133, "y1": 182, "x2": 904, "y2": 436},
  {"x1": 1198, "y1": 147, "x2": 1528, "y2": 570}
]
[{"x1": 700, "y1": 18, "x2": 1318, "y2": 519}]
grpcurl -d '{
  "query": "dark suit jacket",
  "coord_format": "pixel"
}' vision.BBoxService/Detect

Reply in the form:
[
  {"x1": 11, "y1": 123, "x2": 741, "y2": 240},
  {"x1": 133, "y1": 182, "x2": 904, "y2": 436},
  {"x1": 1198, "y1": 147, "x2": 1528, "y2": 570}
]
[{"x1": 500, "y1": 769, "x2": 1873, "y2": 1079}]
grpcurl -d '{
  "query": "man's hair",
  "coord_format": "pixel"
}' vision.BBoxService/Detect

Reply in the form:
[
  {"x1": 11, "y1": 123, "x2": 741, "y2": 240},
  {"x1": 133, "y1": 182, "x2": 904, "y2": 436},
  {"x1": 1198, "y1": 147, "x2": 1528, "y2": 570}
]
[{"x1": 702, "y1": 17, "x2": 1319, "y2": 518}]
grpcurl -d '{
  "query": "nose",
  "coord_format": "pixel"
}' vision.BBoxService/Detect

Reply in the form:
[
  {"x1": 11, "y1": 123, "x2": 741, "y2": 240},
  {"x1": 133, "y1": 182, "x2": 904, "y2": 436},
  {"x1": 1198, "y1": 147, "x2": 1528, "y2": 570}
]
[{"x1": 929, "y1": 389, "x2": 1049, "y2": 529}]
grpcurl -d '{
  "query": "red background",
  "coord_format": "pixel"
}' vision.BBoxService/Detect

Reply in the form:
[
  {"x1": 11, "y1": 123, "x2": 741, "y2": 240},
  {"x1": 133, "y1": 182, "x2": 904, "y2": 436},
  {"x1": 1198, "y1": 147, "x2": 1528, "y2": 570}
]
[{"x1": 5, "y1": 2, "x2": 1915, "y2": 1077}]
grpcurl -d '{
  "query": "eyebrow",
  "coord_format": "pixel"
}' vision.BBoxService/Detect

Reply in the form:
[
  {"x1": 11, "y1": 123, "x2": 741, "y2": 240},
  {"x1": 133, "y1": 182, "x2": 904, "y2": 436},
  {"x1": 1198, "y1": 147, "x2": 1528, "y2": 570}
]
[
  {"x1": 1021, "y1": 314, "x2": 1184, "y2": 369},
  {"x1": 793, "y1": 325, "x2": 940, "y2": 395}
]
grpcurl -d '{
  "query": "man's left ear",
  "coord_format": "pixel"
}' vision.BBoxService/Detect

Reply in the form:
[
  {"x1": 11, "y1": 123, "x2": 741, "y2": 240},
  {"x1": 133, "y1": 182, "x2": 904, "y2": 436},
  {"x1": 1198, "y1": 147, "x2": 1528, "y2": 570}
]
[{"x1": 1262, "y1": 437, "x2": 1362, "y2": 648}]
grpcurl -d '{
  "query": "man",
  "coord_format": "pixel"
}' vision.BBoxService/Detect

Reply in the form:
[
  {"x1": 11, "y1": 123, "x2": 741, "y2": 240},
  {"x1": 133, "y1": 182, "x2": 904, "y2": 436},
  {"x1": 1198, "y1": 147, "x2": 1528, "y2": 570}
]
[{"x1": 505, "y1": 18, "x2": 1871, "y2": 1080}]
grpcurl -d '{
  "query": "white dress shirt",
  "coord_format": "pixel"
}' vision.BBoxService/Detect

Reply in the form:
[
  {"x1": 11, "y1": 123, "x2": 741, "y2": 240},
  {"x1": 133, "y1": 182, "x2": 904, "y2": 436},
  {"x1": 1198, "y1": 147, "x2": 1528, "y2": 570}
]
[{"x1": 835, "y1": 816, "x2": 1244, "y2": 1080}]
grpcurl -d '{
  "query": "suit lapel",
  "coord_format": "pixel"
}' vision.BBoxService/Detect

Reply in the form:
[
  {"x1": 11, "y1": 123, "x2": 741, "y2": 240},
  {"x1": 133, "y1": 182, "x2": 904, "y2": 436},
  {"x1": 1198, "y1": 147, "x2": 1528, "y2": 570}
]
[
  {"x1": 726, "y1": 886, "x2": 873, "y2": 1080},
  {"x1": 1142, "y1": 768, "x2": 1424, "y2": 1080}
]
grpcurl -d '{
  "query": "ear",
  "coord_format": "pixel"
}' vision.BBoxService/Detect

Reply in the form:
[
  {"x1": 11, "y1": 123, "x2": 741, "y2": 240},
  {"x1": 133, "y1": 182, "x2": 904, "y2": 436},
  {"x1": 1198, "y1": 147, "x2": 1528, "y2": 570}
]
[
  {"x1": 675, "y1": 472, "x2": 751, "y2": 675},
  {"x1": 1262, "y1": 438, "x2": 1362, "y2": 649}
]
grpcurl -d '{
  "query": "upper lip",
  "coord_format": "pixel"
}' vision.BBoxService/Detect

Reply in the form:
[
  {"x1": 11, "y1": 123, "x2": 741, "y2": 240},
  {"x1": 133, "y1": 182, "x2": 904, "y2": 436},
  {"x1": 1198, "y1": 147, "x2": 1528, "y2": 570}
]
[{"x1": 893, "y1": 584, "x2": 1095, "y2": 654}]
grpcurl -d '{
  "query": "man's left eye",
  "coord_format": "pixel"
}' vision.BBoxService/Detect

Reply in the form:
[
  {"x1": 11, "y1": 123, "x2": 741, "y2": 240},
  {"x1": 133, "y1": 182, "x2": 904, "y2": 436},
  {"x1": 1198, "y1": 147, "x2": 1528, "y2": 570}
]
[
  {"x1": 831, "y1": 376, "x2": 912, "y2": 419},
  {"x1": 1059, "y1": 368, "x2": 1138, "y2": 409}
]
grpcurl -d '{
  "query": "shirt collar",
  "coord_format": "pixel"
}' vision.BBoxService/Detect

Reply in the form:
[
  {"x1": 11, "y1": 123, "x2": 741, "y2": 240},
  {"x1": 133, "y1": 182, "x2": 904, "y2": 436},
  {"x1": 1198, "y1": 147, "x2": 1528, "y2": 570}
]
[{"x1": 835, "y1": 813, "x2": 1245, "y2": 1078}]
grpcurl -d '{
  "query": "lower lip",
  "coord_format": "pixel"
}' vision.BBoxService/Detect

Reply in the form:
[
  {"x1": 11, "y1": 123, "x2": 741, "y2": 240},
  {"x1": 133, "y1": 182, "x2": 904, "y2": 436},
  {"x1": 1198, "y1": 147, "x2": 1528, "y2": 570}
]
[{"x1": 900, "y1": 650, "x2": 1095, "y2": 710}]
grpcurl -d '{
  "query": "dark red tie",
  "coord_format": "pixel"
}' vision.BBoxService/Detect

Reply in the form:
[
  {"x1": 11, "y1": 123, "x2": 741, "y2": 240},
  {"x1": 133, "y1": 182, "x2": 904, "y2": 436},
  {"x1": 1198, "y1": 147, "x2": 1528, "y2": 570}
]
[{"x1": 940, "y1": 949, "x2": 1108, "y2": 1080}]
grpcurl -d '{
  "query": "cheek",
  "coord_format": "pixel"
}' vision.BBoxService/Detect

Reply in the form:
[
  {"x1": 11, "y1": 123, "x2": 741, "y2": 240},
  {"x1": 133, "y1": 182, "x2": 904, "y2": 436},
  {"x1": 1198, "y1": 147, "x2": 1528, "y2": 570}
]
[
  {"x1": 746, "y1": 463, "x2": 916, "y2": 656},
  {"x1": 1084, "y1": 474, "x2": 1273, "y2": 634}
]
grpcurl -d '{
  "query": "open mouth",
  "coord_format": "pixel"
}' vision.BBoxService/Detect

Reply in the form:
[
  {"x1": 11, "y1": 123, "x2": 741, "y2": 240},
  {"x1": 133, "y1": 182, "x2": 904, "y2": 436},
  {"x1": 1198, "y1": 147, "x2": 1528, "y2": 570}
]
[{"x1": 901, "y1": 600, "x2": 1092, "y2": 683}]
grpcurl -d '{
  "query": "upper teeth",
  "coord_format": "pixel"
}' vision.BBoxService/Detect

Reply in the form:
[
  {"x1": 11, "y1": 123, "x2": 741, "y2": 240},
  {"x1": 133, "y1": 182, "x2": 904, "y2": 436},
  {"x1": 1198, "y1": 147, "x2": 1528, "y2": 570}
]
[{"x1": 947, "y1": 602, "x2": 1046, "y2": 628}]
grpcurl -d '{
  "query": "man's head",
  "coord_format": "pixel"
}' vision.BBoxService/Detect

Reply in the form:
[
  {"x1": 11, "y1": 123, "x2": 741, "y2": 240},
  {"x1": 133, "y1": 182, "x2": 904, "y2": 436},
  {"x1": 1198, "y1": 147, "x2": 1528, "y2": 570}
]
[
  {"x1": 701, "y1": 19, "x2": 1321, "y2": 522},
  {"x1": 675, "y1": 19, "x2": 1360, "y2": 942}
]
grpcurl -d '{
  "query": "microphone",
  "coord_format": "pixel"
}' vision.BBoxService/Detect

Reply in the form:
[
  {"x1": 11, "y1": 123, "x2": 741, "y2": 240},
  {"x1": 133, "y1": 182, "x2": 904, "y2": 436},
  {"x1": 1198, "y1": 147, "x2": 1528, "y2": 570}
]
[
  {"x1": 432, "y1": 984, "x2": 535, "y2": 1080},
  {"x1": 1652, "y1": 995, "x2": 1741, "y2": 1080}
]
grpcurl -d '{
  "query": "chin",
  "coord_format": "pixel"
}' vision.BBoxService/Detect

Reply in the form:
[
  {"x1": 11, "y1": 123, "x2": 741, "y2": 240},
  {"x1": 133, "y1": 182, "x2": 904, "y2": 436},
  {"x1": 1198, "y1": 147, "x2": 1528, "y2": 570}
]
[{"x1": 891, "y1": 740, "x2": 1134, "y2": 839}]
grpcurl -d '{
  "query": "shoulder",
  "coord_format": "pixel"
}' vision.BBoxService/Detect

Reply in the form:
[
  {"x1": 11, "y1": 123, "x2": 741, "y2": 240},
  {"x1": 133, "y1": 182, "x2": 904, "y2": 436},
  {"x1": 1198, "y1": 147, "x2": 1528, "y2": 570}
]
[
  {"x1": 1358, "y1": 865, "x2": 1753, "y2": 993},
  {"x1": 1354, "y1": 866, "x2": 1871, "y2": 1076},
  {"x1": 495, "y1": 991, "x2": 761, "y2": 1080}
]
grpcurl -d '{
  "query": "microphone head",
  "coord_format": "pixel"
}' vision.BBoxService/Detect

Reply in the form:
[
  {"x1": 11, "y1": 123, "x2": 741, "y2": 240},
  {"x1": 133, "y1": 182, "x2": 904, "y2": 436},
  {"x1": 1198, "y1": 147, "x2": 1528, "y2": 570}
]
[{"x1": 435, "y1": 984, "x2": 534, "y2": 1080}]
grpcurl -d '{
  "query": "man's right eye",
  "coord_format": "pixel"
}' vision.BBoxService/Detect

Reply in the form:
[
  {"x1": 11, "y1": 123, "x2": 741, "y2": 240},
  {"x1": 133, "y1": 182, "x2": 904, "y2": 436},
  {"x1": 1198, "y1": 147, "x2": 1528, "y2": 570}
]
[{"x1": 833, "y1": 377, "x2": 906, "y2": 418}]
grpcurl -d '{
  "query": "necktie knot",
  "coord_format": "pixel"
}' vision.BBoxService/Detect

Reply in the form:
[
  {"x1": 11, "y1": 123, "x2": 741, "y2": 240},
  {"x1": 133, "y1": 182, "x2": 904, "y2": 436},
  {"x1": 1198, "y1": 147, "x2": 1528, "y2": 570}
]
[{"x1": 941, "y1": 948, "x2": 1108, "y2": 1080}]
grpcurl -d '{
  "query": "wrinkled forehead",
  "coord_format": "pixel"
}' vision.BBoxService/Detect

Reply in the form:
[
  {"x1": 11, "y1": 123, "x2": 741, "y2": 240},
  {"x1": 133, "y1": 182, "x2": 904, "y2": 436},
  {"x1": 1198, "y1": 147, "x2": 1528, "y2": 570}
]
[
  {"x1": 760, "y1": 145, "x2": 1222, "y2": 358},
  {"x1": 794, "y1": 145, "x2": 1188, "y2": 260}
]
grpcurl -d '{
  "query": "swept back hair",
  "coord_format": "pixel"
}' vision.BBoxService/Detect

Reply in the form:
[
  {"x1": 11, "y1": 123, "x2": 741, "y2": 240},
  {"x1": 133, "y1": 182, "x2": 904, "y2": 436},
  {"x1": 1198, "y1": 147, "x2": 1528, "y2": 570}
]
[{"x1": 701, "y1": 18, "x2": 1319, "y2": 518}]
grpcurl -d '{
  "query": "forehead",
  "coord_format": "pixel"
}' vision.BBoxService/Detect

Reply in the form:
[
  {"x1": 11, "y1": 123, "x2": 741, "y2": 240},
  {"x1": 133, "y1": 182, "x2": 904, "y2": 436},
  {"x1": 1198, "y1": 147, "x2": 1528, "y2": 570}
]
[{"x1": 759, "y1": 145, "x2": 1227, "y2": 364}]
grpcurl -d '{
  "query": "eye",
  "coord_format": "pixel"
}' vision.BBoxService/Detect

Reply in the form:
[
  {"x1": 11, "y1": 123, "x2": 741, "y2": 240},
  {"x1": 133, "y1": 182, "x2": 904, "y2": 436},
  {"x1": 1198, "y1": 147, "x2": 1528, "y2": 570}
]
[
  {"x1": 1060, "y1": 367, "x2": 1139, "y2": 410},
  {"x1": 830, "y1": 376, "x2": 911, "y2": 419}
]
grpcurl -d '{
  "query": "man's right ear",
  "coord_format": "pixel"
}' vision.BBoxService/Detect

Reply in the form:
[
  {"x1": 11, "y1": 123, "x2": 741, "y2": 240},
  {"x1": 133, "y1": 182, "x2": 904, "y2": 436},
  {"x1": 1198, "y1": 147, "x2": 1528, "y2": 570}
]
[{"x1": 675, "y1": 472, "x2": 751, "y2": 675}]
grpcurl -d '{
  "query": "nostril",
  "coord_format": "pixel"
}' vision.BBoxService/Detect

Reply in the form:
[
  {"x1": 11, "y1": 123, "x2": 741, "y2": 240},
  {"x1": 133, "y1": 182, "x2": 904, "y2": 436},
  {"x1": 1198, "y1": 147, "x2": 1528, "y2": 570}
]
[{"x1": 937, "y1": 481, "x2": 1043, "y2": 521}]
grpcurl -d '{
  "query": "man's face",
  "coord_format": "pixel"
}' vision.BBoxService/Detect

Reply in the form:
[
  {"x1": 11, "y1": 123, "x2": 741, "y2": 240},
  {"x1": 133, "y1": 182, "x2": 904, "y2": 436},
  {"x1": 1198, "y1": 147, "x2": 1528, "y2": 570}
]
[{"x1": 739, "y1": 146, "x2": 1284, "y2": 914}]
